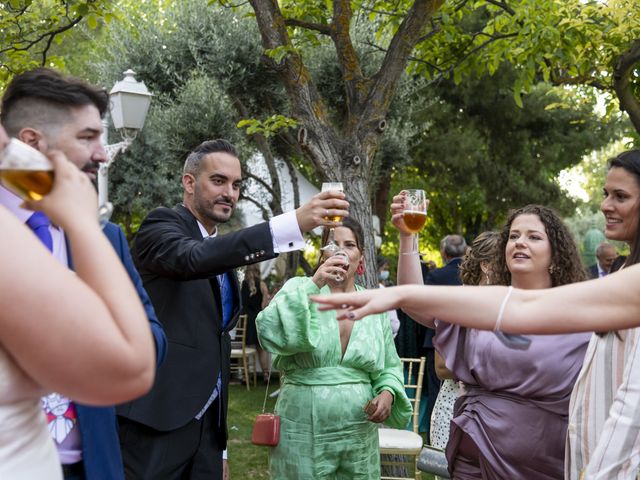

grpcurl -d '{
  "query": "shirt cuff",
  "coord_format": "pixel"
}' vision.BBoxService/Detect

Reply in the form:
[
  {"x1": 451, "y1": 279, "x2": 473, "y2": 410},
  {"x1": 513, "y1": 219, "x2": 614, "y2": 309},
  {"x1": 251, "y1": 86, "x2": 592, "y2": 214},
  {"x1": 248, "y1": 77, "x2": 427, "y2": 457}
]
[
  {"x1": 270, "y1": 210, "x2": 304, "y2": 253},
  {"x1": 222, "y1": 449, "x2": 228, "y2": 460}
]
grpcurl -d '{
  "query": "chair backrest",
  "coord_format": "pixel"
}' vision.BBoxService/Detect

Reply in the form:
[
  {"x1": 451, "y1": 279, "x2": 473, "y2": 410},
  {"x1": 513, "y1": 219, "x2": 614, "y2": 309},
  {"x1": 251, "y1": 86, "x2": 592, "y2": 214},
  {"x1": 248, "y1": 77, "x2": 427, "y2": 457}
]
[
  {"x1": 233, "y1": 314, "x2": 248, "y2": 351},
  {"x1": 401, "y1": 357, "x2": 426, "y2": 434}
]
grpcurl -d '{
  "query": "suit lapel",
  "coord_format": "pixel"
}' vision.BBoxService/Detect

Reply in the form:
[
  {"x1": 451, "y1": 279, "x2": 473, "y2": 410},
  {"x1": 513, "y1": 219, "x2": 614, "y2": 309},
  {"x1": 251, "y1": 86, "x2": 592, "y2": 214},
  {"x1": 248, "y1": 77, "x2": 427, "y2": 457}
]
[{"x1": 178, "y1": 204, "x2": 242, "y2": 332}]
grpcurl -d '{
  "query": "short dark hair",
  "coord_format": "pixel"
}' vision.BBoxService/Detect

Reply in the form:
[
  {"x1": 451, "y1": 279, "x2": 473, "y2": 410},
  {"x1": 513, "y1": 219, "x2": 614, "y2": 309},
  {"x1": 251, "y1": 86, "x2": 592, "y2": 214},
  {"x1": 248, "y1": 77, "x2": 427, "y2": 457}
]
[
  {"x1": 1, "y1": 68, "x2": 109, "y2": 136},
  {"x1": 183, "y1": 139, "x2": 239, "y2": 177}
]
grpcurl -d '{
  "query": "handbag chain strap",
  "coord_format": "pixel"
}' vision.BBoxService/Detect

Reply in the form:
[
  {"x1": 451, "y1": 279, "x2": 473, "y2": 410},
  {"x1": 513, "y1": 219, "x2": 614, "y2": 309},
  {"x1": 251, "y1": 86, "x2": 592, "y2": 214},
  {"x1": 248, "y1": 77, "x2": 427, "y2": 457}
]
[{"x1": 261, "y1": 365, "x2": 272, "y2": 414}]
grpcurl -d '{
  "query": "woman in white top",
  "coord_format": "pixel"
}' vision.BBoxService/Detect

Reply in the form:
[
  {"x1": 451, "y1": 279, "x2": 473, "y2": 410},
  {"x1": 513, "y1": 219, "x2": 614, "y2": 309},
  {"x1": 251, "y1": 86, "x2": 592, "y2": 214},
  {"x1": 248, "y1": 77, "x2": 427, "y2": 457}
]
[{"x1": 0, "y1": 129, "x2": 156, "y2": 479}]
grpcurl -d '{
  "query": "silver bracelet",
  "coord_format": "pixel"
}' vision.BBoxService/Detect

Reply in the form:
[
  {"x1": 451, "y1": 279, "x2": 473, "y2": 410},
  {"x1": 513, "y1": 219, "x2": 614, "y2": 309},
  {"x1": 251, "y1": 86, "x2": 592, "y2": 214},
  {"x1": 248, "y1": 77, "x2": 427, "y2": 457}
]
[
  {"x1": 494, "y1": 286, "x2": 514, "y2": 332},
  {"x1": 399, "y1": 251, "x2": 420, "y2": 256}
]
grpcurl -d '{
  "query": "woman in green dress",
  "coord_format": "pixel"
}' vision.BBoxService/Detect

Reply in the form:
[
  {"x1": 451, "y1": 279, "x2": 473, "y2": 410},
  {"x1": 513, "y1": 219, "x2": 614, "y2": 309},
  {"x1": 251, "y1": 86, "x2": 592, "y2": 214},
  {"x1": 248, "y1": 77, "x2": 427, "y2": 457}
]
[{"x1": 256, "y1": 217, "x2": 412, "y2": 479}]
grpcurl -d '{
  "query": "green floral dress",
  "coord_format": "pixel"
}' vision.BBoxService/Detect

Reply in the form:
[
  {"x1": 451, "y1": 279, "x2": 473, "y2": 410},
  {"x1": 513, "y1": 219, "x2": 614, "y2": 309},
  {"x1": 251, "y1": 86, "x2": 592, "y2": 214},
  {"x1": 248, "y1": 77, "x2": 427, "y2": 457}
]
[{"x1": 256, "y1": 277, "x2": 412, "y2": 479}]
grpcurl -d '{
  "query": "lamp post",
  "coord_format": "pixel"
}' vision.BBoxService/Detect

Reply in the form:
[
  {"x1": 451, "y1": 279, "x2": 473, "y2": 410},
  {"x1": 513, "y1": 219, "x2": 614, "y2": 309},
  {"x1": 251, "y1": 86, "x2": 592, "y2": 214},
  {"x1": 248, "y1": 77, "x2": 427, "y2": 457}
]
[{"x1": 98, "y1": 69, "x2": 153, "y2": 206}]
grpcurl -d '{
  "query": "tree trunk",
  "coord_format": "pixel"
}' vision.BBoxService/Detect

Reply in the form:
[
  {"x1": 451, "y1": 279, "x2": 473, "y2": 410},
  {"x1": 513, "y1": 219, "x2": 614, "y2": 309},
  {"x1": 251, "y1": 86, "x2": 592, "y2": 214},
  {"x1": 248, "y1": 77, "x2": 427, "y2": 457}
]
[
  {"x1": 248, "y1": 0, "x2": 443, "y2": 286},
  {"x1": 613, "y1": 39, "x2": 640, "y2": 135}
]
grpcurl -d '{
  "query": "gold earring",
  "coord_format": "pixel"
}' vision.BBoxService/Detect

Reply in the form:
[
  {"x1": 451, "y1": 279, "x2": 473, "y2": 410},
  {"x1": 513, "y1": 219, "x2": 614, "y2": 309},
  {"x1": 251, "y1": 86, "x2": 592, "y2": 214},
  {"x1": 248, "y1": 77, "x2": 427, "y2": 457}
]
[{"x1": 548, "y1": 264, "x2": 554, "y2": 274}]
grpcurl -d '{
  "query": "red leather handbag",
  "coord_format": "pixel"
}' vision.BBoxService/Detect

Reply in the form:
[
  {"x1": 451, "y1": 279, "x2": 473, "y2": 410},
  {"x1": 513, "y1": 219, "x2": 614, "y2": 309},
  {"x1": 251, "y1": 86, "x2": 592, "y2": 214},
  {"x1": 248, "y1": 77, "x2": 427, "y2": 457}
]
[
  {"x1": 251, "y1": 367, "x2": 280, "y2": 446},
  {"x1": 251, "y1": 413, "x2": 280, "y2": 446}
]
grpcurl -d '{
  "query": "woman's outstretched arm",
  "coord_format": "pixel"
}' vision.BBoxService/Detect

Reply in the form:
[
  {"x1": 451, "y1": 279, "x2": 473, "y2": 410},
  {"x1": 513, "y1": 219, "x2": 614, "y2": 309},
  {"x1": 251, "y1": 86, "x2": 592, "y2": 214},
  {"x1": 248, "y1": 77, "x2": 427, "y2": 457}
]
[{"x1": 312, "y1": 269, "x2": 640, "y2": 334}]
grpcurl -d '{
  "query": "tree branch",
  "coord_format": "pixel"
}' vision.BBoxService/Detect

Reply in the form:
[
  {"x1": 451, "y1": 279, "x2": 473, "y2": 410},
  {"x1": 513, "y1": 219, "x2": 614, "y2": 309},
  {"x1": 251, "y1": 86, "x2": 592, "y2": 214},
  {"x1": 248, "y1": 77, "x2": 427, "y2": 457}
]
[
  {"x1": 239, "y1": 193, "x2": 272, "y2": 222},
  {"x1": 242, "y1": 169, "x2": 278, "y2": 199},
  {"x1": 366, "y1": 0, "x2": 444, "y2": 122},
  {"x1": 331, "y1": 0, "x2": 367, "y2": 129},
  {"x1": 550, "y1": 72, "x2": 609, "y2": 92},
  {"x1": 248, "y1": 0, "x2": 340, "y2": 177},
  {"x1": 284, "y1": 18, "x2": 332, "y2": 35},
  {"x1": 613, "y1": 39, "x2": 640, "y2": 134},
  {"x1": 0, "y1": 15, "x2": 83, "y2": 57},
  {"x1": 484, "y1": 0, "x2": 516, "y2": 16}
]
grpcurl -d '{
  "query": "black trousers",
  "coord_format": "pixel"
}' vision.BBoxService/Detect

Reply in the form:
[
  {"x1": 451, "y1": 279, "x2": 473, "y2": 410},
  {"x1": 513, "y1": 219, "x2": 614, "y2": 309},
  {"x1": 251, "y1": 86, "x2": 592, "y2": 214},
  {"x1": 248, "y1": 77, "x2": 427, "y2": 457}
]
[{"x1": 118, "y1": 398, "x2": 224, "y2": 480}]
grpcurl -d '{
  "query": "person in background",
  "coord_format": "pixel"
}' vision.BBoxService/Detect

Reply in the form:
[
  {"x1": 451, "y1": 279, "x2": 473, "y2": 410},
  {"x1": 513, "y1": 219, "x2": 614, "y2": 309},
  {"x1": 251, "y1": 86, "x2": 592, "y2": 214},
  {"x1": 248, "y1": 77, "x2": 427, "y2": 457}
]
[
  {"x1": 418, "y1": 234, "x2": 466, "y2": 437},
  {"x1": 256, "y1": 217, "x2": 411, "y2": 479},
  {"x1": 0, "y1": 67, "x2": 166, "y2": 480},
  {"x1": 241, "y1": 263, "x2": 271, "y2": 383},
  {"x1": 313, "y1": 177, "x2": 640, "y2": 479},
  {"x1": 0, "y1": 127, "x2": 155, "y2": 479},
  {"x1": 116, "y1": 138, "x2": 349, "y2": 480},
  {"x1": 377, "y1": 255, "x2": 400, "y2": 338},
  {"x1": 388, "y1": 196, "x2": 590, "y2": 479},
  {"x1": 566, "y1": 149, "x2": 640, "y2": 479},
  {"x1": 587, "y1": 241, "x2": 617, "y2": 279},
  {"x1": 429, "y1": 232, "x2": 500, "y2": 468}
]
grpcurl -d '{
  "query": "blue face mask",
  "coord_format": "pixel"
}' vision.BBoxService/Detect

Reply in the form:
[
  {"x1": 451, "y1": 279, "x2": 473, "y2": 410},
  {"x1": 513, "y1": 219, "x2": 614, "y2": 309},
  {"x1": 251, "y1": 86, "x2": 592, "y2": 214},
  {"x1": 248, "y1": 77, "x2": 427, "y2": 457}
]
[{"x1": 378, "y1": 270, "x2": 390, "y2": 282}]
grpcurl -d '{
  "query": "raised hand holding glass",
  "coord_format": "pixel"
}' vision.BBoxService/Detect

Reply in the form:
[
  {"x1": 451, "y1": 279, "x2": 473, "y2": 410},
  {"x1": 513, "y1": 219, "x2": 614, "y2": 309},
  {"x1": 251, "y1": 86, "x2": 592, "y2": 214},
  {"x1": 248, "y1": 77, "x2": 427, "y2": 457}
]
[{"x1": 0, "y1": 139, "x2": 113, "y2": 226}]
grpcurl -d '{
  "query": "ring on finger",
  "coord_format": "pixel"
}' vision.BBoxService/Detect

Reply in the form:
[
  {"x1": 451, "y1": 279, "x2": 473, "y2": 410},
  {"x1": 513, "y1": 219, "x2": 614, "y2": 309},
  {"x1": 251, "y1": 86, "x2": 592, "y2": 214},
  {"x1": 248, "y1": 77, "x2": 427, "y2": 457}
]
[{"x1": 325, "y1": 209, "x2": 329, "y2": 218}]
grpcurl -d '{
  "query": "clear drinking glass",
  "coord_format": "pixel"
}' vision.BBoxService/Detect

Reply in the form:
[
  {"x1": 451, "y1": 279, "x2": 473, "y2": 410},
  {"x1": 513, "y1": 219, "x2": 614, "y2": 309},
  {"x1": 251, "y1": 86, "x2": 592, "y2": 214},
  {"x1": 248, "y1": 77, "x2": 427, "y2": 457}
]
[
  {"x1": 402, "y1": 189, "x2": 428, "y2": 254},
  {"x1": 331, "y1": 249, "x2": 349, "y2": 283},
  {"x1": 320, "y1": 181, "x2": 344, "y2": 253},
  {"x1": 0, "y1": 138, "x2": 113, "y2": 226}
]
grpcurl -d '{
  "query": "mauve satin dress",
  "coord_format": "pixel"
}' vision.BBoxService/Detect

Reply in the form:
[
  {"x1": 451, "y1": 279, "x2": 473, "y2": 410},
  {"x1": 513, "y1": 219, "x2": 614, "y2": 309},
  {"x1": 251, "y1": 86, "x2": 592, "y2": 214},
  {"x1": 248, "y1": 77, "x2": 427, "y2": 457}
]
[{"x1": 434, "y1": 321, "x2": 590, "y2": 479}]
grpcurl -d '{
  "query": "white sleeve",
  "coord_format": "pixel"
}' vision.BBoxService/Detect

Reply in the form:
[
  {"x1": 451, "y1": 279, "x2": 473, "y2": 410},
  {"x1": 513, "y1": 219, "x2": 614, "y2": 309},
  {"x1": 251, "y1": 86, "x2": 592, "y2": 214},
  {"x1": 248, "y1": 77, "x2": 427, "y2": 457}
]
[
  {"x1": 269, "y1": 210, "x2": 304, "y2": 253},
  {"x1": 585, "y1": 329, "x2": 640, "y2": 479}
]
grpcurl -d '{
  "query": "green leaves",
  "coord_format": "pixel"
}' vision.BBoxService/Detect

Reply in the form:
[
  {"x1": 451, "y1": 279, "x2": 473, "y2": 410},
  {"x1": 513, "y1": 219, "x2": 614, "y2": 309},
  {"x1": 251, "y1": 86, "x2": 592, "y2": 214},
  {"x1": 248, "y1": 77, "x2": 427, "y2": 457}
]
[
  {"x1": 0, "y1": 0, "x2": 114, "y2": 89},
  {"x1": 237, "y1": 115, "x2": 299, "y2": 137}
]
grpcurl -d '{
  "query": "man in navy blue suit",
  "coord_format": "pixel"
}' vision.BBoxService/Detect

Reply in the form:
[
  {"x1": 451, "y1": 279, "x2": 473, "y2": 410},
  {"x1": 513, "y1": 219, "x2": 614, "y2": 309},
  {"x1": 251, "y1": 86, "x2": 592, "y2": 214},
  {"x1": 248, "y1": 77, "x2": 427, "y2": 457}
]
[
  {"x1": 0, "y1": 68, "x2": 167, "y2": 480},
  {"x1": 587, "y1": 242, "x2": 617, "y2": 279},
  {"x1": 418, "y1": 234, "x2": 466, "y2": 436}
]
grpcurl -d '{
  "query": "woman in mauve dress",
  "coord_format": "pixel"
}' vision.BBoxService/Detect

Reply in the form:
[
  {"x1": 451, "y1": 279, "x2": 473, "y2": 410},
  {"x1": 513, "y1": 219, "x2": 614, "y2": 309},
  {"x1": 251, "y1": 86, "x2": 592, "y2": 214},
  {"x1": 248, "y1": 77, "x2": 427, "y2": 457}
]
[{"x1": 394, "y1": 200, "x2": 590, "y2": 478}]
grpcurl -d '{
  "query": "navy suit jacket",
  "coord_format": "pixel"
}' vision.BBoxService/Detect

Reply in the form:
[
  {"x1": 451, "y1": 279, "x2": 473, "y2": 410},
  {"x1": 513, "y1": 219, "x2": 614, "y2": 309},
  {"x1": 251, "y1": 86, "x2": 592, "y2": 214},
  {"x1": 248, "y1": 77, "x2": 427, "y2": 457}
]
[
  {"x1": 70, "y1": 222, "x2": 167, "y2": 480},
  {"x1": 421, "y1": 257, "x2": 463, "y2": 349},
  {"x1": 587, "y1": 264, "x2": 599, "y2": 279}
]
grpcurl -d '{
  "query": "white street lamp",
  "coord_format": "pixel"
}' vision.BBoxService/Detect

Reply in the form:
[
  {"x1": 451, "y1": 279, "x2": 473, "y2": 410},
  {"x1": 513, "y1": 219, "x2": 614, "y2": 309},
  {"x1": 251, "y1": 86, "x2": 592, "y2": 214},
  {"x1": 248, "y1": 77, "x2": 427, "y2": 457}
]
[{"x1": 98, "y1": 69, "x2": 153, "y2": 206}]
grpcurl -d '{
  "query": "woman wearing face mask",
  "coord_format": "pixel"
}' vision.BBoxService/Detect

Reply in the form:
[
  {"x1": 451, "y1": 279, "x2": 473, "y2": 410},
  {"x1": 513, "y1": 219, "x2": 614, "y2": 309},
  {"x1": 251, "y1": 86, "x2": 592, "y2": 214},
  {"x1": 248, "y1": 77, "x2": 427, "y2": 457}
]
[
  {"x1": 256, "y1": 217, "x2": 411, "y2": 479},
  {"x1": 377, "y1": 255, "x2": 400, "y2": 338}
]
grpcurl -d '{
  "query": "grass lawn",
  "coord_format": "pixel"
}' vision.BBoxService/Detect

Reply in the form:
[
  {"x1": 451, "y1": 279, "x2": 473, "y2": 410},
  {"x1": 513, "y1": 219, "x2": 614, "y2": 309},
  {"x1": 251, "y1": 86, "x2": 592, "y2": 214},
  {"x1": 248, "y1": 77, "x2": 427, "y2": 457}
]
[
  {"x1": 226, "y1": 383, "x2": 435, "y2": 479},
  {"x1": 226, "y1": 383, "x2": 276, "y2": 479}
]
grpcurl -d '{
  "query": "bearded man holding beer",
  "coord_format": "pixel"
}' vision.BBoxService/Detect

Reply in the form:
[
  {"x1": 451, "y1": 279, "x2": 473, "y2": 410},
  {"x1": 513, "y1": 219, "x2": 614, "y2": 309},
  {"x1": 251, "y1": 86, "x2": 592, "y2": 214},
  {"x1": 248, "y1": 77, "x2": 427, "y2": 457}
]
[{"x1": 0, "y1": 68, "x2": 167, "y2": 480}]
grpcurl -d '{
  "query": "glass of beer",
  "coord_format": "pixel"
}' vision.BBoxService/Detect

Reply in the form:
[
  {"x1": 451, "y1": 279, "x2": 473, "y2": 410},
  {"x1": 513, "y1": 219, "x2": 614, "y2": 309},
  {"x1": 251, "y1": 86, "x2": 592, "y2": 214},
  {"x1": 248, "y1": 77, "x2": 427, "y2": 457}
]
[
  {"x1": 403, "y1": 189, "x2": 428, "y2": 254},
  {"x1": 0, "y1": 138, "x2": 113, "y2": 226},
  {"x1": 0, "y1": 138, "x2": 53, "y2": 201},
  {"x1": 320, "y1": 182, "x2": 344, "y2": 253}
]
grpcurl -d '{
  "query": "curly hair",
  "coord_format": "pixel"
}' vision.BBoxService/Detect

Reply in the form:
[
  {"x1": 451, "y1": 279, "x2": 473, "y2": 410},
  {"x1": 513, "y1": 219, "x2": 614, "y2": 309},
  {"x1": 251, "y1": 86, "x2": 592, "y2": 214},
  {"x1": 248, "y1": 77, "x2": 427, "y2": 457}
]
[
  {"x1": 459, "y1": 231, "x2": 500, "y2": 286},
  {"x1": 492, "y1": 205, "x2": 587, "y2": 287}
]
